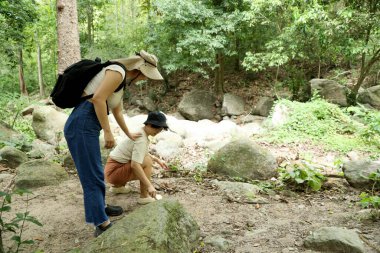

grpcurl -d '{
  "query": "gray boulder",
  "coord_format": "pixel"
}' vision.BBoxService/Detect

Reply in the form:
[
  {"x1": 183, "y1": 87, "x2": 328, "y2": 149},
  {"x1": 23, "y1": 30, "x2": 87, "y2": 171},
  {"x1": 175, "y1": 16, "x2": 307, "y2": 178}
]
[
  {"x1": 81, "y1": 199, "x2": 200, "y2": 253},
  {"x1": 252, "y1": 96, "x2": 275, "y2": 117},
  {"x1": 27, "y1": 139, "x2": 56, "y2": 159},
  {"x1": 0, "y1": 122, "x2": 31, "y2": 152},
  {"x1": 154, "y1": 131, "x2": 183, "y2": 160},
  {"x1": 342, "y1": 160, "x2": 380, "y2": 189},
  {"x1": 178, "y1": 90, "x2": 217, "y2": 121},
  {"x1": 310, "y1": 79, "x2": 348, "y2": 106},
  {"x1": 222, "y1": 93, "x2": 245, "y2": 116},
  {"x1": 304, "y1": 227, "x2": 365, "y2": 253},
  {"x1": 142, "y1": 97, "x2": 157, "y2": 112},
  {"x1": 207, "y1": 139, "x2": 277, "y2": 180},
  {"x1": 358, "y1": 85, "x2": 380, "y2": 109},
  {"x1": 32, "y1": 106, "x2": 68, "y2": 145},
  {"x1": 0, "y1": 146, "x2": 28, "y2": 169},
  {"x1": 15, "y1": 159, "x2": 69, "y2": 189}
]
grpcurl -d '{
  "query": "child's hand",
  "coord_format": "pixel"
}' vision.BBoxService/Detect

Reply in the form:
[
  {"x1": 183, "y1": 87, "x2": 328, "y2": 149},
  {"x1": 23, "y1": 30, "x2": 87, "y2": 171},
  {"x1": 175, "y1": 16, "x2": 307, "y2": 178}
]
[{"x1": 157, "y1": 160, "x2": 170, "y2": 171}]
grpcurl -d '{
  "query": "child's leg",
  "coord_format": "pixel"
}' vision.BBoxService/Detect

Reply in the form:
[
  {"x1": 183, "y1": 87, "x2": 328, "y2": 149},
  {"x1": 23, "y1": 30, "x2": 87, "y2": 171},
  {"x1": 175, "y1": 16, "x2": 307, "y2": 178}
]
[
  {"x1": 127, "y1": 156, "x2": 153, "y2": 198},
  {"x1": 138, "y1": 155, "x2": 153, "y2": 198}
]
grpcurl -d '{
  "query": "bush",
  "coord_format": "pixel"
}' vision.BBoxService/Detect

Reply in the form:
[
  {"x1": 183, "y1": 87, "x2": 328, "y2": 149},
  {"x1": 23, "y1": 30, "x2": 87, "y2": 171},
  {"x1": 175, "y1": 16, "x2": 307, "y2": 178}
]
[
  {"x1": 260, "y1": 98, "x2": 380, "y2": 153},
  {"x1": 278, "y1": 160, "x2": 326, "y2": 192}
]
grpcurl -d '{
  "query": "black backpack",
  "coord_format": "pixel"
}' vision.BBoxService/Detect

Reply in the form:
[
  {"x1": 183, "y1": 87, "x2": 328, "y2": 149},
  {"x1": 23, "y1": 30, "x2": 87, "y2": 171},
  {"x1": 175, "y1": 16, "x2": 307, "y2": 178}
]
[{"x1": 50, "y1": 58, "x2": 127, "y2": 109}]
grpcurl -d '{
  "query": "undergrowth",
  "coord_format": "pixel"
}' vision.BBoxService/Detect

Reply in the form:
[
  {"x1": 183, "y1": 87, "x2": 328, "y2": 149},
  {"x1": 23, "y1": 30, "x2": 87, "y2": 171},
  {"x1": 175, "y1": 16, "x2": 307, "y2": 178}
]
[
  {"x1": 0, "y1": 93, "x2": 36, "y2": 143},
  {"x1": 258, "y1": 98, "x2": 380, "y2": 154}
]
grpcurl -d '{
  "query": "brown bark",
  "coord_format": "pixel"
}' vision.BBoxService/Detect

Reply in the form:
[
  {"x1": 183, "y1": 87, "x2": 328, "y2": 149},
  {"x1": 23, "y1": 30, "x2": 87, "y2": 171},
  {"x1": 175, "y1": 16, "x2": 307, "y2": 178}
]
[
  {"x1": 214, "y1": 52, "x2": 225, "y2": 96},
  {"x1": 86, "y1": 5, "x2": 93, "y2": 46},
  {"x1": 37, "y1": 43, "x2": 45, "y2": 98},
  {"x1": 18, "y1": 48, "x2": 28, "y2": 96},
  {"x1": 56, "y1": 0, "x2": 81, "y2": 74}
]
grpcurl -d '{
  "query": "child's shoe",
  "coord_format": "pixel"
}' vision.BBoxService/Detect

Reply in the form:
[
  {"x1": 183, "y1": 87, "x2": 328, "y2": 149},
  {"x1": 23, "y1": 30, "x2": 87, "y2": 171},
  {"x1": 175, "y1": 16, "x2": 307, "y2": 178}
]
[
  {"x1": 137, "y1": 194, "x2": 162, "y2": 205},
  {"x1": 109, "y1": 185, "x2": 132, "y2": 194}
]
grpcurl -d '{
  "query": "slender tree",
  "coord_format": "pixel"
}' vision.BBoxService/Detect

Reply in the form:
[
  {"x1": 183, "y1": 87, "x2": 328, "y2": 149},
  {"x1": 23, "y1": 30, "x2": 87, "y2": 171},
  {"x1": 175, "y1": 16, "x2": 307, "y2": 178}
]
[{"x1": 56, "y1": 0, "x2": 81, "y2": 73}]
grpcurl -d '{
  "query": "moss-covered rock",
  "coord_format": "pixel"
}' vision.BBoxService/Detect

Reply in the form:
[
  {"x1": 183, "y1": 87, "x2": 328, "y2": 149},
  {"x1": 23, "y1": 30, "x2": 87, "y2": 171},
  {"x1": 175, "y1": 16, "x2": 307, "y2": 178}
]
[
  {"x1": 0, "y1": 146, "x2": 28, "y2": 169},
  {"x1": 207, "y1": 139, "x2": 277, "y2": 180},
  {"x1": 15, "y1": 159, "x2": 69, "y2": 189},
  {"x1": 81, "y1": 199, "x2": 200, "y2": 253}
]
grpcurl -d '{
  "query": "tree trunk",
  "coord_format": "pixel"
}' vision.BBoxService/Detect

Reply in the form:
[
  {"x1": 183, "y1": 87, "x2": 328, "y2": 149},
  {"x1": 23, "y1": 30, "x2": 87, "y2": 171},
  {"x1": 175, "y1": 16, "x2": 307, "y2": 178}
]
[
  {"x1": 235, "y1": 37, "x2": 240, "y2": 71},
  {"x1": 86, "y1": 5, "x2": 93, "y2": 46},
  {"x1": 37, "y1": 42, "x2": 45, "y2": 98},
  {"x1": 56, "y1": 0, "x2": 81, "y2": 74},
  {"x1": 18, "y1": 48, "x2": 28, "y2": 96},
  {"x1": 214, "y1": 52, "x2": 224, "y2": 96}
]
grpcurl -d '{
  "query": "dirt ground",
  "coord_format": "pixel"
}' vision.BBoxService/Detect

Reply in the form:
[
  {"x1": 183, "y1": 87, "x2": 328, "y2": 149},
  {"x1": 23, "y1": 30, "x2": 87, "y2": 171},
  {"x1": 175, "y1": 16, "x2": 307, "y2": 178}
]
[{"x1": 2, "y1": 142, "x2": 380, "y2": 253}]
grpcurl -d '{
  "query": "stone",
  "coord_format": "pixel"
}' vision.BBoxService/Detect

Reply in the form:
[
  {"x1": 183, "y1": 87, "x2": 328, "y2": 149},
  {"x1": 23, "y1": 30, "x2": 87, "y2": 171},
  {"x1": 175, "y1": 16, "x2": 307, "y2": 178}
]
[
  {"x1": 304, "y1": 227, "x2": 365, "y2": 253},
  {"x1": 207, "y1": 139, "x2": 277, "y2": 180},
  {"x1": 15, "y1": 159, "x2": 69, "y2": 189},
  {"x1": 0, "y1": 146, "x2": 28, "y2": 169},
  {"x1": 80, "y1": 200, "x2": 200, "y2": 253}
]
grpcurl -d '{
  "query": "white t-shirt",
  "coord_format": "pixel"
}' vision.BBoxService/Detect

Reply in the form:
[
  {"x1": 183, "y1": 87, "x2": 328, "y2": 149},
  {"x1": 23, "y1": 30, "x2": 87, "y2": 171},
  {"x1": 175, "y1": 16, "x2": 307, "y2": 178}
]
[
  {"x1": 109, "y1": 127, "x2": 149, "y2": 164},
  {"x1": 84, "y1": 64, "x2": 125, "y2": 110}
]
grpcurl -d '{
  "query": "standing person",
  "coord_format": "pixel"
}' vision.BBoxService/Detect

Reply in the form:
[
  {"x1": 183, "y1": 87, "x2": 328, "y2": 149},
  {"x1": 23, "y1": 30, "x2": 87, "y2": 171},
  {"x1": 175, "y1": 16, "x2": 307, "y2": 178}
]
[
  {"x1": 105, "y1": 111, "x2": 169, "y2": 204},
  {"x1": 64, "y1": 50, "x2": 164, "y2": 237}
]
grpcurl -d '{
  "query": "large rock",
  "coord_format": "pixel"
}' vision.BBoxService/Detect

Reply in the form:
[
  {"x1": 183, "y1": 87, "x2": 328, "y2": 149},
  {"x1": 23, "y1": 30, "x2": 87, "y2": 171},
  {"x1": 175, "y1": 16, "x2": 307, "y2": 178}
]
[
  {"x1": 0, "y1": 146, "x2": 28, "y2": 169},
  {"x1": 252, "y1": 96, "x2": 274, "y2": 117},
  {"x1": 207, "y1": 139, "x2": 277, "y2": 180},
  {"x1": 0, "y1": 121, "x2": 31, "y2": 152},
  {"x1": 15, "y1": 159, "x2": 69, "y2": 189},
  {"x1": 357, "y1": 85, "x2": 380, "y2": 109},
  {"x1": 310, "y1": 79, "x2": 348, "y2": 106},
  {"x1": 304, "y1": 227, "x2": 365, "y2": 253},
  {"x1": 178, "y1": 90, "x2": 217, "y2": 121},
  {"x1": 81, "y1": 199, "x2": 200, "y2": 253},
  {"x1": 32, "y1": 106, "x2": 68, "y2": 144},
  {"x1": 342, "y1": 160, "x2": 380, "y2": 189},
  {"x1": 222, "y1": 93, "x2": 245, "y2": 116},
  {"x1": 153, "y1": 131, "x2": 183, "y2": 160},
  {"x1": 27, "y1": 139, "x2": 56, "y2": 159}
]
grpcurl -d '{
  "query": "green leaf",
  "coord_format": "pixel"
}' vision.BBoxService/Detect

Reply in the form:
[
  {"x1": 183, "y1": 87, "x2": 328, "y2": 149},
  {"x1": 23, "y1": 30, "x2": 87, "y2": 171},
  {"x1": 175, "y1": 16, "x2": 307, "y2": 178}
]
[
  {"x1": 11, "y1": 235, "x2": 21, "y2": 243},
  {"x1": 0, "y1": 206, "x2": 11, "y2": 212}
]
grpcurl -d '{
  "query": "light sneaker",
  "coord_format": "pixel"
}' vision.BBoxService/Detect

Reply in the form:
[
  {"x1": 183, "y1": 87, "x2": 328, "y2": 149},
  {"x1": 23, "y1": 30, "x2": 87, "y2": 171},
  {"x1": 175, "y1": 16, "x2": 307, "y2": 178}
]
[
  {"x1": 137, "y1": 194, "x2": 163, "y2": 205},
  {"x1": 109, "y1": 185, "x2": 132, "y2": 194}
]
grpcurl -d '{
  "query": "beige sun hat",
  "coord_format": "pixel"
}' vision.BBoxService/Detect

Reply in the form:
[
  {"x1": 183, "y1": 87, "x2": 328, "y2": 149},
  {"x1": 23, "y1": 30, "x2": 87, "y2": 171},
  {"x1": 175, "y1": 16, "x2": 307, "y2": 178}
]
[{"x1": 116, "y1": 50, "x2": 163, "y2": 80}]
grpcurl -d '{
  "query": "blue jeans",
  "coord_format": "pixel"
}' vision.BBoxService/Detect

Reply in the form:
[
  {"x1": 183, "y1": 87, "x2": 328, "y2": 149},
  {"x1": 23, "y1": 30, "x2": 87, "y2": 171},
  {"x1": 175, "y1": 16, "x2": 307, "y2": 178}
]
[{"x1": 64, "y1": 101, "x2": 108, "y2": 226}]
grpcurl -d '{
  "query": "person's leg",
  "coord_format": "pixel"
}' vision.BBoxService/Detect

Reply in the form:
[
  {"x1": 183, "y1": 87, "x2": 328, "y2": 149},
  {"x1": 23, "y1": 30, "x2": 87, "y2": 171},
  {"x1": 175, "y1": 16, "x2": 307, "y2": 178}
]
[
  {"x1": 138, "y1": 155, "x2": 152, "y2": 198},
  {"x1": 64, "y1": 101, "x2": 109, "y2": 227}
]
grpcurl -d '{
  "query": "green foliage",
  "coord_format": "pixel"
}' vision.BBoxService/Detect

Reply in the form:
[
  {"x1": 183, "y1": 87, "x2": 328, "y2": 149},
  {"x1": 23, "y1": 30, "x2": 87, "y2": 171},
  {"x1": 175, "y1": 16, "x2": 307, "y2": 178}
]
[
  {"x1": 359, "y1": 192, "x2": 380, "y2": 209},
  {"x1": 358, "y1": 169, "x2": 380, "y2": 220},
  {"x1": 0, "y1": 188, "x2": 43, "y2": 253},
  {"x1": 345, "y1": 106, "x2": 380, "y2": 147},
  {"x1": 0, "y1": 93, "x2": 36, "y2": 142},
  {"x1": 260, "y1": 98, "x2": 380, "y2": 153},
  {"x1": 278, "y1": 160, "x2": 326, "y2": 192}
]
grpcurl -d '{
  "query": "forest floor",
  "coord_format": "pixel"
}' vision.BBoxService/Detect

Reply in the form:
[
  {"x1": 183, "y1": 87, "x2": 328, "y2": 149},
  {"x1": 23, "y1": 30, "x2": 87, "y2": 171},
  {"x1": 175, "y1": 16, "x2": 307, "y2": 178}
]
[
  {"x1": 2, "y1": 150, "x2": 380, "y2": 253},
  {"x1": 1, "y1": 73, "x2": 380, "y2": 253}
]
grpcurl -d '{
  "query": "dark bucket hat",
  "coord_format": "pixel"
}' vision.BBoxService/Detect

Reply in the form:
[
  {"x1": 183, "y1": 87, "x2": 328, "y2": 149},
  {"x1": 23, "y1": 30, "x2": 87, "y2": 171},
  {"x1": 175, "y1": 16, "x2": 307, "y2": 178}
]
[{"x1": 144, "y1": 111, "x2": 168, "y2": 129}]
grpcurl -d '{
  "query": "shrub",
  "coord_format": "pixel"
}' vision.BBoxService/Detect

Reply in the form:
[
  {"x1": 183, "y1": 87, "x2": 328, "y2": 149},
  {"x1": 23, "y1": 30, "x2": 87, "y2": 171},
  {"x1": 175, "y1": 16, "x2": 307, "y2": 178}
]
[{"x1": 278, "y1": 160, "x2": 326, "y2": 192}]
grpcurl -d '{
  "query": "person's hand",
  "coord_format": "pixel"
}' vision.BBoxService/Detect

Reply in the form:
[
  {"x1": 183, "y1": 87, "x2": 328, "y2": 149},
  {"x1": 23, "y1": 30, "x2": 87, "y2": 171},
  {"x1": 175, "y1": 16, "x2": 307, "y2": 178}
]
[
  {"x1": 128, "y1": 132, "x2": 142, "y2": 141},
  {"x1": 147, "y1": 184, "x2": 156, "y2": 199},
  {"x1": 157, "y1": 160, "x2": 170, "y2": 171},
  {"x1": 104, "y1": 131, "x2": 115, "y2": 149}
]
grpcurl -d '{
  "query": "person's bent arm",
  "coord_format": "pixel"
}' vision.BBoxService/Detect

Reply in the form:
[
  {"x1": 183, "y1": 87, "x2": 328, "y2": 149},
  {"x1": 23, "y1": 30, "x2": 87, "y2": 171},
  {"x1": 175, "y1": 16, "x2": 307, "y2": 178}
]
[
  {"x1": 111, "y1": 103, "x2": 141, "y2": 141},
  {"x1": 131, "y1": 161, "x2": 156, "y2": 198},
  {"x1": 92, "y1": 70, "x2": 122, "y2": 149}
]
